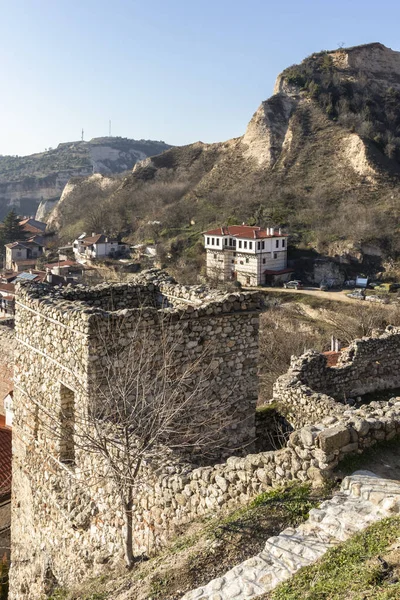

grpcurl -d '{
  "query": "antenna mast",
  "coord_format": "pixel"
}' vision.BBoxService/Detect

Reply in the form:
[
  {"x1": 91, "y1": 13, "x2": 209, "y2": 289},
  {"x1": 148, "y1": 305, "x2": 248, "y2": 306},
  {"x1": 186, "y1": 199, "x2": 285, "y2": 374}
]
[
  {"x1": 81, "y1": 128, "x2": 84, "y2": 141},
  {"x1": 109, "y1": 120, "x2": 111, "y2": 137}
]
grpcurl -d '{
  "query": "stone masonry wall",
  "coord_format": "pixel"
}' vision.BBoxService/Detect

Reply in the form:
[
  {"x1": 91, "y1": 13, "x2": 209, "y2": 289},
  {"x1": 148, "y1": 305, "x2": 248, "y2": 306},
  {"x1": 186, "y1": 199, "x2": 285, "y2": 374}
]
[
  {"x1": 273, "y1": 326, "x2": 400, "y2": 428},
  {"x1": 10, "y1": 277, "x2": 263, "y2": 598},
  {"x1": 10, "y1": 275, "x2": 400, "y2": 599}
]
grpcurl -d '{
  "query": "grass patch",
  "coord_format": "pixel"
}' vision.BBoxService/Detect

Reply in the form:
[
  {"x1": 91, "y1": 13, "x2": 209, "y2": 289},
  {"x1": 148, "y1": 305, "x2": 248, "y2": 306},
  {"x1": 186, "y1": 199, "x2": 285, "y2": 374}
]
[
  {"x1": 53, "y1": 482, "x2": 331, "y2": 600},
  {"x1": 269, "y1": 517, "x2": 400, "y2": 600}
]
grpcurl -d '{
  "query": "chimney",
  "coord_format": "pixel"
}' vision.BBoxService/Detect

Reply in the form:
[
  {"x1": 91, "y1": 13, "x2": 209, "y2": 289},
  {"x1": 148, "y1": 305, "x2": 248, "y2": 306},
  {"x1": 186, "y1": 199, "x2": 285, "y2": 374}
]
[
  {"x1": 92, "y1": 232, "x2": 95, "y2": 237},
  {"x1": 278, "y1": 228, "x2": 282, "y2": 235},
  {"x1": 46, "y1": 268, "x2": 53, "y2": 284}
]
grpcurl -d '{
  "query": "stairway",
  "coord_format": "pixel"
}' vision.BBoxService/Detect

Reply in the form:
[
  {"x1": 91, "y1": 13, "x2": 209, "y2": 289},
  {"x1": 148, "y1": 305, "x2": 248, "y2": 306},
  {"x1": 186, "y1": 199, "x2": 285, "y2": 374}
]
[{"x1": 181, "y1": 471, "x2": 400, "y2": 600}]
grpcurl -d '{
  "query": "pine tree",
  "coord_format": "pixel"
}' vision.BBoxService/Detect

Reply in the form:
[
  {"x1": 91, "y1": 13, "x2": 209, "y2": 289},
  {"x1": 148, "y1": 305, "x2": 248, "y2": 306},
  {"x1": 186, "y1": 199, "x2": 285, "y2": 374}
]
[{"x1": 0, "y1": 210, "x2": 28, "y2": 258}]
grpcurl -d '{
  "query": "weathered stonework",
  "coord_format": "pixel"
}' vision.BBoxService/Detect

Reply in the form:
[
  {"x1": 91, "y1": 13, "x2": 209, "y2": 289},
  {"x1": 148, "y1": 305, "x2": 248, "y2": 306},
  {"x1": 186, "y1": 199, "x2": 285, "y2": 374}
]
[
  {"x1": 10, "y1": 275, "x2": 263, "y2": 598},
  {"x1": 273, "y1": 326, "x2": 400, "y2": 427},
  {"x1": 10, "y1": 274, "x2": 400, "y2": 599}
]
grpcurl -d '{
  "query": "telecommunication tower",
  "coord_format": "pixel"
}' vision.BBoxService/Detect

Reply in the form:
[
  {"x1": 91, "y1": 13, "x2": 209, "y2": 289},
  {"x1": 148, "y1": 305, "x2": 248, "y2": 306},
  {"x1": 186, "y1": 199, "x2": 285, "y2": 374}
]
[{"x1": 81, "y1": 128, "x2": 84, "y2": 141}]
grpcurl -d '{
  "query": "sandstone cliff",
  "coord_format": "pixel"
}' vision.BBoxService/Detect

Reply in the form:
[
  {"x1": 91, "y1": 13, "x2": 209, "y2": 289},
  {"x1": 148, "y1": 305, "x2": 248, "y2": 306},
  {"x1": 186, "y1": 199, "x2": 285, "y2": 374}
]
[
  {"x1": 0, "y1": 137, "x2": 172, "y2": 221},
  {"x1": 47, "y1": 43, "x2": 400, "y2": 271}
]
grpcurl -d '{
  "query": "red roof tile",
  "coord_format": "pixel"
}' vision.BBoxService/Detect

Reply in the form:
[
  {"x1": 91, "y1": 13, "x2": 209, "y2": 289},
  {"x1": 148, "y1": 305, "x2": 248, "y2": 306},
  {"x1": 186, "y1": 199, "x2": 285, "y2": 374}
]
[
  {"x1": 203, "y1": 225, "x2": 288, "y2": 239},
  {"x1": 264, "y1": 268, "x2": 294, "y2": 275},
  {"x1": 44, "y1": 260, "x2": 78, "y2": 269}
]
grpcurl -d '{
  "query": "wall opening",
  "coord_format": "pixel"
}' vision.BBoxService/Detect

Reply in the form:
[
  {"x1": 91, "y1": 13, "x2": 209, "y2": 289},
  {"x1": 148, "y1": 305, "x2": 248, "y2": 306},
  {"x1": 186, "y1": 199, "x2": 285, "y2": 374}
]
[{"x1": 59, "y1": 384, "x2": 75, "y2": 464}]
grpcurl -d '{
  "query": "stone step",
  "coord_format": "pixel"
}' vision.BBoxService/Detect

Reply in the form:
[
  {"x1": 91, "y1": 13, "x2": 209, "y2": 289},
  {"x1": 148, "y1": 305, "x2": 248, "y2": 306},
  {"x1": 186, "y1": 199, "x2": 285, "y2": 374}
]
[
  {"x1": 342, "y1": 470, "x2": 400, "y2": 510},
  {"x1": 181, "y1": 472, "x2": 399, "y2": 600}
]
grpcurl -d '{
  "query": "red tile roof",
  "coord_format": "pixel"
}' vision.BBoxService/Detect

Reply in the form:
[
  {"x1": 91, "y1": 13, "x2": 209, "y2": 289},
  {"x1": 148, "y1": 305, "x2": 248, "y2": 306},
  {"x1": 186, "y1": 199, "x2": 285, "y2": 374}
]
[
  {"x1": 203, "y1": 225, "x2": 288, "y2": 239},
  {"x1": 0, "y1": 428, "x2": 11, "y2": 500},
  {"x1": 19, "y1": 218, "x2": 46, "y2": 235},
  {"x1": 264, "y1": 268, "x2": 294, "y2": 275},
  {"x1": 0, "y1": 284, "x2": 15, "y2": 294},
  {"x1": 44, "y1": 260, "x2": 78, "y2": 269}
]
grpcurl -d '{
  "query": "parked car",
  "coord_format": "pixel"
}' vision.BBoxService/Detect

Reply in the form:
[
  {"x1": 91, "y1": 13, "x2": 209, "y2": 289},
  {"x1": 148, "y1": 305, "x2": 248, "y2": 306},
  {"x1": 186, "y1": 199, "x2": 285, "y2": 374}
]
[{"x1": 284, "y1": 280, "x2": 303, "y2": 289}]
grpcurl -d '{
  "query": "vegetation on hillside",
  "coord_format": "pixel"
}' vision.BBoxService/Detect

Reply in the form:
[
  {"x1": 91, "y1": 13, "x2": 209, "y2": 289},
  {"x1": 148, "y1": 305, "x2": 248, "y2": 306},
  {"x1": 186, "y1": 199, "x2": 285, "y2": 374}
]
[
  {"x1": 49, "y1": 48, "x2": 400, "y2": 279},
  {"x1": 282, "y1": 50, "x2": 400, "y2": 162},
  {"x1": 0, "y1": 137, "x2": 171, "y2": 182}
]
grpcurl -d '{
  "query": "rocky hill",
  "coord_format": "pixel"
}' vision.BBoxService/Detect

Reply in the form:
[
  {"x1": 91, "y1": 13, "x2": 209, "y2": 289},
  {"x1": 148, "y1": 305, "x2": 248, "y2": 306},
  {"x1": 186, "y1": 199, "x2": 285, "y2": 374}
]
[
  {"x1": 0, "y1": 137, "x2": 172, "y2": 221},
  {"x1": 47, "y1": 43, "x2": 400, "y2": 275}
]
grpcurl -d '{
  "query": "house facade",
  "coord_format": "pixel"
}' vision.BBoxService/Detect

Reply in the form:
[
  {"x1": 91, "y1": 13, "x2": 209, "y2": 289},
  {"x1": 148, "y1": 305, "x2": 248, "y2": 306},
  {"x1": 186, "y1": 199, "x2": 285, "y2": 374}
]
[
  {"x1": 5, "y1": 239, "x2": 44, "y2": 271},
  {"x1": 203, "y1": 225, "x2": 291, "y2": 286},
  {"x1": 73, "y1": 233, "x2": 128, "y2": 260}
]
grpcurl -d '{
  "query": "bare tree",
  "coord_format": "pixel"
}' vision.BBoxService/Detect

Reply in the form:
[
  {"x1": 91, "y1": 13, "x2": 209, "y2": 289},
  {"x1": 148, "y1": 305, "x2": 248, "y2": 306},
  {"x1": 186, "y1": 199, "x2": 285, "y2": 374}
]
[{"x1": 21, "y1": 311, "x2": 240, "y2": 568}]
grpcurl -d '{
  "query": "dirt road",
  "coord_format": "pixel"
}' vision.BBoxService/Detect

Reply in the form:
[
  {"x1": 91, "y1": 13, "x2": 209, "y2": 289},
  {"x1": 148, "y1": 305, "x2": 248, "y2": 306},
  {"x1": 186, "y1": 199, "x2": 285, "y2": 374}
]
[{"x1": 255, "y1": 286, "x2": 361, "y2": 303}]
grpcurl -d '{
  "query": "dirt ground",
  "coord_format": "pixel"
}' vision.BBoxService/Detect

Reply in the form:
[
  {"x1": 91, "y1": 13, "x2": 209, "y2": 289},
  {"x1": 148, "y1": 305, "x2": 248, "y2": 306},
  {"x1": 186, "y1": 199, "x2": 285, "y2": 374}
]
[
  {"x1": 259, "y1": 286, "x2": 375, "y2": 304},
  {"x1": 335, "y1": 439, "x2": 400, "y2": 482}
]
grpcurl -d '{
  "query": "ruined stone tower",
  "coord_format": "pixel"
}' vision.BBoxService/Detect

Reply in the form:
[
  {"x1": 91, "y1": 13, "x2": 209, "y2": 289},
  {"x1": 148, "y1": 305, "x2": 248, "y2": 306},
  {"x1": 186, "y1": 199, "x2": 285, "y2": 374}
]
[{"x1": 9, "y1": 277, "x2": 262, "y2": 598}]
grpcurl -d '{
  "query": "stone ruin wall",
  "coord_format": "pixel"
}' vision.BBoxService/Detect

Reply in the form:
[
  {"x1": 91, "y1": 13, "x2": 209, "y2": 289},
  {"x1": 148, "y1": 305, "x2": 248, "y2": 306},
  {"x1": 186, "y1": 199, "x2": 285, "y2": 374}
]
[
  {"x1": 273, "y1": 326, "x2": 400, "y2": 428},
  {"x1": 10, "y1": 275, "x2": 400, "y2": 598},
  {"x1": 10, "y1": 278, "x2": 262, "y2": 598}
]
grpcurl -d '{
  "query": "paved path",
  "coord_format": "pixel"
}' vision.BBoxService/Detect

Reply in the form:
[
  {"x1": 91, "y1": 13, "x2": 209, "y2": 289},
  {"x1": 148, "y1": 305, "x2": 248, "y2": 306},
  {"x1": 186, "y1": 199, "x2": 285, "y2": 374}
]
[{"x1": 181, "y1": 471, "x2": 400, "y2": 600}]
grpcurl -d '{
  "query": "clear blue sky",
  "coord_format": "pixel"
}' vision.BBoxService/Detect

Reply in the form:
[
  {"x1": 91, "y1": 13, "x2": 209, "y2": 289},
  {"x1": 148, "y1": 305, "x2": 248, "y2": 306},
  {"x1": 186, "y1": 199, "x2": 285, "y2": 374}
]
[{"x1": 1, "y1": 0, "x2": 399, "y2": 156}]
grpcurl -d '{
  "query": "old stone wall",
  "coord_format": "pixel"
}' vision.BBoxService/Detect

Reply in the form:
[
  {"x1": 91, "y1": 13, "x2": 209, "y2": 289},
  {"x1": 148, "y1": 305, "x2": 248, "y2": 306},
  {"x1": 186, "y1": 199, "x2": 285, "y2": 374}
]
[
  {"x1": 0, "y1": 324, "x2": 15, "y2": 414},
  {"x1": 10, "y1": 277, "x2": 263, "y2": 598},
  {"x1": 11, "y1": 275, "x2": 400, "y2": 599},
  {"x1": 273, "y1": 327, "x2": 400, "y2": 427}
]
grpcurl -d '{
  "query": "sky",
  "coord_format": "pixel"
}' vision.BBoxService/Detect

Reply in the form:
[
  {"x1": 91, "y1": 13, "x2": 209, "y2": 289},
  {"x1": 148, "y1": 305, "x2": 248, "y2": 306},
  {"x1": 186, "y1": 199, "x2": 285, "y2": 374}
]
[{"x1": 1, "y1": 0, "x2": 400, "y2": 156}]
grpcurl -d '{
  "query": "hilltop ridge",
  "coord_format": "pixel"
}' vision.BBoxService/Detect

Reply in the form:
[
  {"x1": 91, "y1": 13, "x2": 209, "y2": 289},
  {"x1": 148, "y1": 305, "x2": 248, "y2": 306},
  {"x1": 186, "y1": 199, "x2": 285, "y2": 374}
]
[
  {"x1": 48, "y1": 43, "x2": 400, "y2": 276},
  {"x1": 0, "y1": 137, "x2": 172, "y2": 221}
]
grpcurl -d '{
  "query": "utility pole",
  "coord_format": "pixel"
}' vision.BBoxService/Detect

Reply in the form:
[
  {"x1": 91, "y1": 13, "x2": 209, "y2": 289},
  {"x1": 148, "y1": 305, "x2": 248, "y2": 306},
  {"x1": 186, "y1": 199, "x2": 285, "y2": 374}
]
[
  {"x1": 109, "y1": 120, "x2": 112, "y2": 137},
  {"x1": 81, "y1": 128, "x2": 84, "y2": 141}
]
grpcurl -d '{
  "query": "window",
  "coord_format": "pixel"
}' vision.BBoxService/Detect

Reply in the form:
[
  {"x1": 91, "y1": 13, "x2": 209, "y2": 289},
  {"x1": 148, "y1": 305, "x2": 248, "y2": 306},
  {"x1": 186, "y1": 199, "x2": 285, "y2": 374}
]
[
  {"x1": 233, "y1": 239, "x2": 236, "y2": 247},
  {"x1": 282, "y1": 239, "x2": 285, "y2": 248},
  {"x1": 59, "y1": 385, "x2": 75, "y2": 464},
  {"x1": 231, "y1": 259, "x2": 234, "y2": 263},
  {"x1": 233, "y1": 252, "x2": 237, "y2": 256},
  {"x1": 225, "y1": 238, "x2": 228, "y2": 246},
  {"x1": 257, "y1": 242, "x2": 261, "y2": 250},
  {"x1": 207, "y1": 237, "x2": 210, "y2": 244},
  {"x1": 238, "y1": 240, "x2": 242, "y2": 249},
  {"x1": 276, "y1": 240, "x2": 279, "y2": 248},
  {"x1": 229, "y1": 238, "x2": 233, "y2": 246},
  {"x1": 216, "y1": 238, "x2": 220, "y2": 245},
  {"x1": 17, "y1": 251, "x2": 21, "y2": 257},
  {"x1": 212, "y1": 238, "x2": 215, "y2": 245},
  {"x1": 244, "y1": 241, "x2": 247, "y2": 249},
  {"x1": 213, "y1": 254, "x2": 217, "y2": 259},
  {"x1": 263, "y1": 258, "x2": 266, "y2": 264},
  {"x1": 262, "y1": 241, "x2": 265, "y2": 249},
  {"x1": 246, "y1": 258, "x2": 249, "y2": 263},
  {"x1": 274, "y1": 252, "x2": 278, "y2": 259},
  {"x1": 240, "y1": 260, "x2": 244, "y2": 265},
  {"x1": 246, "y1": 277, "x2": 251, "y2": 285},
  {"x1": 249, "y1": 242, "x2": 252, "y2": 250}
]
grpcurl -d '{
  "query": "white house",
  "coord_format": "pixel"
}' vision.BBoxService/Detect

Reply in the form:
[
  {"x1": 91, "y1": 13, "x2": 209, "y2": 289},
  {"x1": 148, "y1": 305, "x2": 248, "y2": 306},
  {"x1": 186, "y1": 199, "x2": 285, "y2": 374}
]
[
  {"x1": 203, "y1": 225, "x2": 292, "y2": 286},
  {"x1": 73, "y1": 233, "x2": 128, "y2": 261}
]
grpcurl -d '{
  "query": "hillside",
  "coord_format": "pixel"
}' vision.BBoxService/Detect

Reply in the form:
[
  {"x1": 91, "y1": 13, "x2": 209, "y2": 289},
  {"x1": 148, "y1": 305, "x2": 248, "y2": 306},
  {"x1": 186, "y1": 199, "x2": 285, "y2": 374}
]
[
  {"x1": 47, "y1": 43, "x2": 400, "y2": 278},
  {"x1": 0, "y1": 137, "x2": 172, "y2": 220}
]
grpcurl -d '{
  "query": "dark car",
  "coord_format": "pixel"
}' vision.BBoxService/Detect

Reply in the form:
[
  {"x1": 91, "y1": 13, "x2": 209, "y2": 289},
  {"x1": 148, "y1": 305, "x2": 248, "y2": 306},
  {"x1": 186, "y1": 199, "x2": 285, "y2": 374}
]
[{"x1": 284, "y1": 280, "x2": 303, "y2": 290}]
